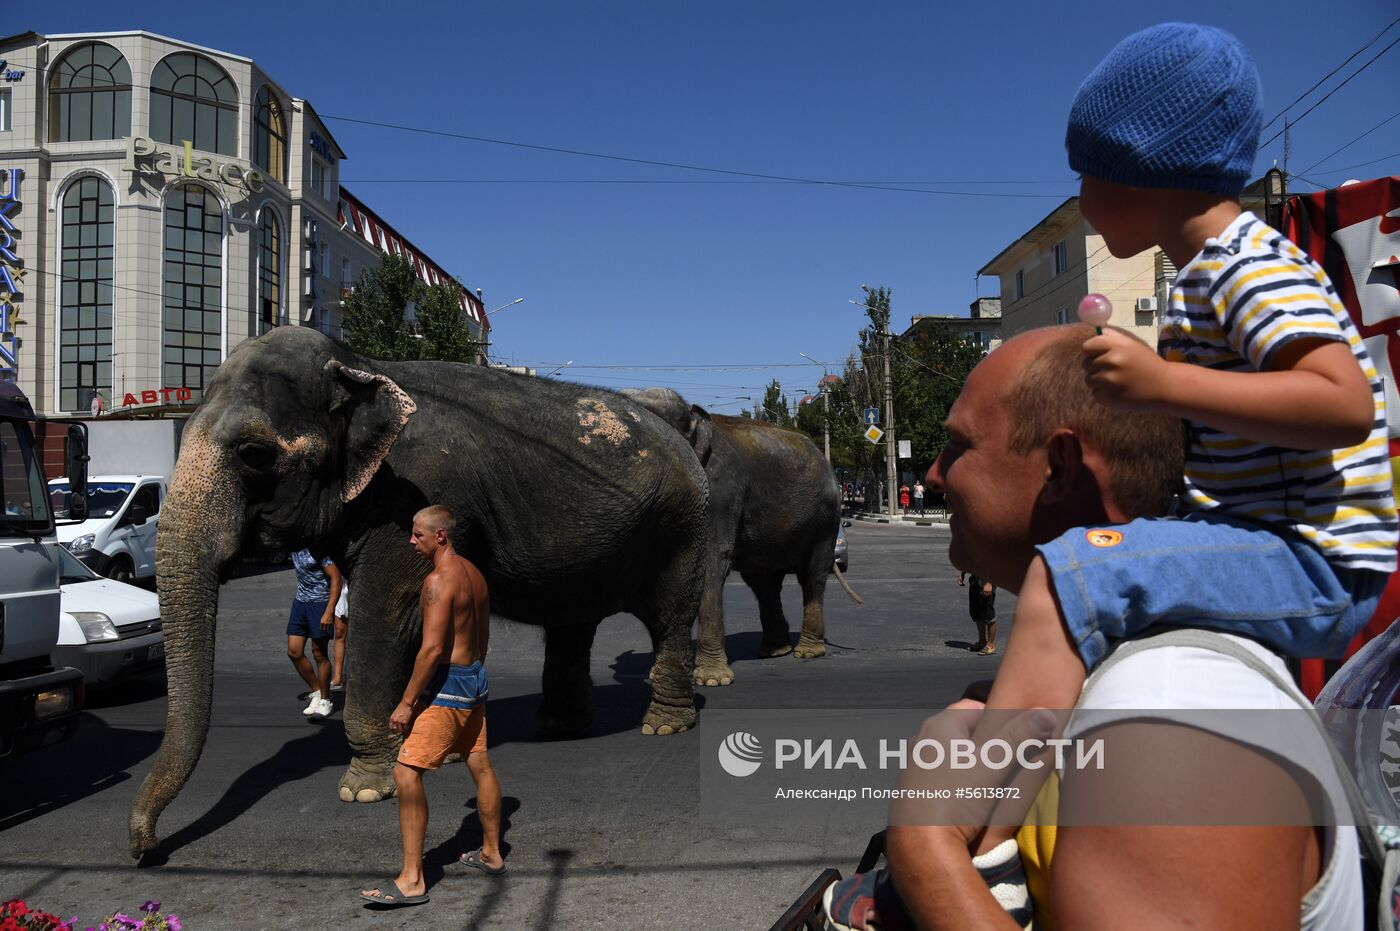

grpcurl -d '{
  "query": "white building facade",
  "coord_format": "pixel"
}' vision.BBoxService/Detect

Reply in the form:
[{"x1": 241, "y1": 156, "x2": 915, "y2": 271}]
[{"x1": 0, "y1": 30, "x2": 486, "y2": 417}]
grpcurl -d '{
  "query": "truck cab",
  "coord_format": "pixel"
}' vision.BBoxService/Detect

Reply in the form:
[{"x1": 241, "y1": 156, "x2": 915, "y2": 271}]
[{"x1": 0, "y1": 381, "x2": 85, "y2": 757}]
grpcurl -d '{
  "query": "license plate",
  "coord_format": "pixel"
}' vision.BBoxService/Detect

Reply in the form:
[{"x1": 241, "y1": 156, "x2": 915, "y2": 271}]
[{"x1": 149, "y1": 641, "x2": 165, "y2": 660}]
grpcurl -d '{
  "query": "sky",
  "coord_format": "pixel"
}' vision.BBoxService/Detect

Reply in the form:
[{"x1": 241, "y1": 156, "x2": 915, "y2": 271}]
[{"x1": 26, "y1": 0, "x2": 1400, "y2": 413}]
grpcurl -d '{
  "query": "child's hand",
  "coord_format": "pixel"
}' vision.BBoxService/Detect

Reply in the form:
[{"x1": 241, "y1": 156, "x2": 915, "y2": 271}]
[{"x1": 1082, "y1": 329, "x2": 1170, "y2": 407}]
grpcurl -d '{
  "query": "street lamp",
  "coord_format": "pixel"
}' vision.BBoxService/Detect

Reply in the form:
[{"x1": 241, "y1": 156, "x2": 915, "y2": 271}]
[
  {"x1": 478, "y1": 297, "x2": 525, "y2": 365},
  {"x1": 798, "y1": 352, "x2": 834, "y2": 464},
  {"x1": 544, "y1": 360, "x2": 573, "y2": 378}
]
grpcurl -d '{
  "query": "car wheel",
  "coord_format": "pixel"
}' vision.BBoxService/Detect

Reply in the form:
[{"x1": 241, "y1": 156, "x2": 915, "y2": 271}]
[{"x1": 107, "y1": 556, "x2": 135, "y2": 584}]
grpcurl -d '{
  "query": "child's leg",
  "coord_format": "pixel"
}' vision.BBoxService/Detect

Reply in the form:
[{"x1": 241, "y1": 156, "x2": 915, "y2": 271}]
[{"x1": 972, "y1": 556, "x2": 1085, "y2": 855}]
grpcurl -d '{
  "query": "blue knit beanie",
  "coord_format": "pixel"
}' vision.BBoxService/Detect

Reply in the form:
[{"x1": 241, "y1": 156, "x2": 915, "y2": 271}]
[{"x1": 1065, "y1": 23, "x2": 1262, "y2": 196}]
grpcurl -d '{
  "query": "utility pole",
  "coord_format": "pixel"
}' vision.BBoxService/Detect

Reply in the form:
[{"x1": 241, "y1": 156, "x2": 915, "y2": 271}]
[
  {"x1": 821, "y1": 385, "x2": 830, "y2": 464},
  {"x1": 882, "y1": 313, "x2": 897, "y2": 517}
]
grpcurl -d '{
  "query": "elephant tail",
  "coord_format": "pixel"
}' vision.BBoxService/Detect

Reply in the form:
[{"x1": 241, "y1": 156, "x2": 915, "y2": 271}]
[{"x1": 832, "y1": 565, "x2": 863, "y2": 605}]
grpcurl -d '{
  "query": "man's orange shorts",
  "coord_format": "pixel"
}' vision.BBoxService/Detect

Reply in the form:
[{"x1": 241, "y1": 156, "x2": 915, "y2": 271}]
[{"x1": 398, "y1": 703, "x2": 487, "y2": 769}]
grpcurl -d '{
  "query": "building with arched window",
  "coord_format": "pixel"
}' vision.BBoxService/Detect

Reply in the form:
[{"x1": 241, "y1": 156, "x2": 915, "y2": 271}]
[{"x1": 0, "y1": 29, "x2": 489, "y2": 419}]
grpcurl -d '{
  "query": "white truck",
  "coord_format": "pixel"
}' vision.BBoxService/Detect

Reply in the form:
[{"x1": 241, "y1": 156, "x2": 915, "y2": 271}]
[
  {"x1": 49, "y1": 475, "x2": 165, "y2": 582},
  {"x1": 0, "y1": 380, "x2": 86, "y2": 757}
]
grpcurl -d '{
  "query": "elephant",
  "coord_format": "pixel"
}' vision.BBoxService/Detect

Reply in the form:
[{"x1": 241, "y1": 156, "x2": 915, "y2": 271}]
[
  {"x1": 624, "y1": 387, "x2": 856, "y2": 686},
  {"x1": 128, "y1": 327, "x2": 709, "y2": 859}
]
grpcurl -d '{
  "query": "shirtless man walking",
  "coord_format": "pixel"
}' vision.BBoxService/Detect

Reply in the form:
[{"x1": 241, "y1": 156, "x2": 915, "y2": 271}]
[{"x1": 361, "y1": 505, "x2": 505, "y2": 909}]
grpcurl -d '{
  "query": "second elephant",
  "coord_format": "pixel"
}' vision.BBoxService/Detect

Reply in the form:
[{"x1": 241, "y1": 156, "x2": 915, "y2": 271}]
[{"x1": 626, "y1": 388, "x2": 846, "y2": 685}]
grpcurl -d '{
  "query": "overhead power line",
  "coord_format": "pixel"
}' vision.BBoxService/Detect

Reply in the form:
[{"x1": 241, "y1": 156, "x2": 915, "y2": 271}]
[
  {"x1": 1260, "y1": 31, "x2": 1400, "y2": 151},
  {"x1": 1300, "y1": 107, "x2": 1400, "y2": 176},
  {"x1": 1260, "y1": 15, "x2": 1400, "y2": 131},
  {"x1": 1311, "y1": 149, "x2": 1400, "y2": 176},
  {"x1": 321, "y1": 114, "x2": 1069, "y2": 199}
]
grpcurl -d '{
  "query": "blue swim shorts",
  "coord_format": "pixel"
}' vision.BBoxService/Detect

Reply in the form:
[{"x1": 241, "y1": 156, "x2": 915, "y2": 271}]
[
  {"x1": 420, "y1": 662, "x2": 489, "y2": 710},
  {"x1": 1037, "y1": 511, "x2": 1387, "y2": 672},
  {"x1": 287, "y1": 598, "x2": 331, "y2": 641}
]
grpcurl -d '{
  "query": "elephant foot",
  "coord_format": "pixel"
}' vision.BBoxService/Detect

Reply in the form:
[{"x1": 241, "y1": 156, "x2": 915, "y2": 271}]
[
  {"x1": 640, "y1": 701, "x2": 696, "y2": 736},
  {"x1": 693, "y1": 661, "x2": 735, "y2": 687},
  {"x1": 338, "y1": 759, "x2": 396, "y2": 803},
  {"x1": 533, "y1": 705, "x2": 591, "y2": 739},
  {"x1": 758, "y1": 639, "x2": 794, "y2": 659},
  {"x1": 794, "y1": 636, "x2": 827, "y2": 659}
]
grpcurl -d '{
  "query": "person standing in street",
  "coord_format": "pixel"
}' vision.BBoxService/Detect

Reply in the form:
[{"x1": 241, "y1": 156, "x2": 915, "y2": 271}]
[
  {"x1": 913, "y1": 481, "x2": 925, "y2": 517},
  {"x1": 288, "y1": 549, "x2": 341, "y2": 718},
  {"x1": 361, "y1": 505, "x2": 506, "y2": 910},
  {"x1": 957, "y1": 571, "x2": 996, "y2": 655}
]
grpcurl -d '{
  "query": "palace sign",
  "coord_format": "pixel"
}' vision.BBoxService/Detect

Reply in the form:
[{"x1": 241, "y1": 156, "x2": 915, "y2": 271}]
[
  {"x1": 0, "y1": 167, "x2": 23, "y2": 376},
  {"x1": 123, "y1": 136, "x2": 266, "y2": 195}
]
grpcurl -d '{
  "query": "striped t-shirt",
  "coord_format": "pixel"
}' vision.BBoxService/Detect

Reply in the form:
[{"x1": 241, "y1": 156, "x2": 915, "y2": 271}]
[{"x1": 1160, "y1": 211, "x2": 1397, "y2": 574}]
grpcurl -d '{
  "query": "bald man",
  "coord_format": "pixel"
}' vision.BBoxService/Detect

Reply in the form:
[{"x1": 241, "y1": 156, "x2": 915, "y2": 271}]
[{"x1": 361, "y1": 505, "x2": 505, "y2": 909}]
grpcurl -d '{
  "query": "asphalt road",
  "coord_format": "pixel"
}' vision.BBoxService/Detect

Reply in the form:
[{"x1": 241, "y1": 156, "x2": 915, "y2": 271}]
[{"x1": 0, "y1": 520, "x2": 1014, "y2": 930}]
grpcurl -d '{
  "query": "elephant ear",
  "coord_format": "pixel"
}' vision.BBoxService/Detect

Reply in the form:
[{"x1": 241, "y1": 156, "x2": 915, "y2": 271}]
[
  {"x1": 324, "y1": 360, "x2": 418, "y2": 502},
  {"x1": 688, "y1": 405, "x2": 714, "y2": 467}
]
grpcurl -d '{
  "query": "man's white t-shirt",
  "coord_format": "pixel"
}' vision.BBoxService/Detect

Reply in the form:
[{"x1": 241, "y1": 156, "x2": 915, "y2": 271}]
[{"x1": 1067, "y1": 634, "x2": 1363, "y2": 930}]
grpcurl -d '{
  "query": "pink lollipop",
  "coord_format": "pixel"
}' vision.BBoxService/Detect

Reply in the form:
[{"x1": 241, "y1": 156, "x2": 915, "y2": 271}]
[{"x1": 1078, "y1": 293, "x2": 1113, "y2": 333}]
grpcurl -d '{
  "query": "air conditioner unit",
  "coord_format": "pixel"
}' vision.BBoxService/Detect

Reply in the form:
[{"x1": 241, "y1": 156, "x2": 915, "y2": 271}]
[{"x1": 1135, "y1": 297, "x2": 1158, "y2": 312}]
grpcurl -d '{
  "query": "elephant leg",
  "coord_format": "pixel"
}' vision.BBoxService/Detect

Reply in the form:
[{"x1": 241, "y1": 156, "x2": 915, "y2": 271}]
[
  {"x1": 637, "y1": 550, "x2": 699, "y2": 737},
  {"x1": 338, "y1": 615, "x2": 413, "y2": 803},
  {"x1": 794, "y1": 562, "x2": 829, "y2": 659},
  {"x1": 338, "y1": 541, "x2": 424, "y2": 804},
  {"x1": 693, "y1": 555, "x2": 735, "y2": 687},
  {"x1": 534, "y1": 622, "x2": 598, "y2": 737},
  {"x1": 744, "y1": 571, "x2": 793, "y2": 658}
]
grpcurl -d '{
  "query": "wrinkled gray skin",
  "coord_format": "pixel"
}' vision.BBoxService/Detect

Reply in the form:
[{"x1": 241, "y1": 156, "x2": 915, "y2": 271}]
[
  {"x1": 625, "y1": 388, "x2": 839, "y2": 685},
  {"x1": 130, "y1": 328, "x2": 708, "y2": 859}
]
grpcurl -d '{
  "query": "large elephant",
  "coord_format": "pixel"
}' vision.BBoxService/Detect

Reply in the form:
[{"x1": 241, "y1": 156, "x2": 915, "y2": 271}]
[
  {"x1": 625, "y1": 388, "x2": 850, "y2": 686},
  {"x1": 129, "y1": 328, "x2": 708, "y2": 858}
]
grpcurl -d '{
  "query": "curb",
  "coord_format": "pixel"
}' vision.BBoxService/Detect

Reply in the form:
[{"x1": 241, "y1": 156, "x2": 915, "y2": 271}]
[{"x1": 847, "y1": 511, "x2": 950, "y2": 528}]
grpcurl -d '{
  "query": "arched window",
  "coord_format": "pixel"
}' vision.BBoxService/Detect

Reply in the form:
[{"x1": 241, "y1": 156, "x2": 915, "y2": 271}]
[
  {"x1": 48, "y1": 43, "x2": 132, "y2": 142},
  {"x1": 163, "y1": 185, "x2": 223, "y2": 399},
  {"x1": 258, "y1": 211, "x2": 282, "y2": 330},
  {"x1": 252, "y1": 87, "x2": 287, "y2": 183},
  {"x1": 59, "y1": 177, "x2": 115, "y2": 412},
  {"x1": 150, "y1": 52, "x2": 238, "y2": 156}
]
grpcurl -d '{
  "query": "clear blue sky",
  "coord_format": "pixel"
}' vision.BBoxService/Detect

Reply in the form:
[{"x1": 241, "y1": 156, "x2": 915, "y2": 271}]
[{"x1": 28, "y1": 1, "x2": 1400, "y2": 412}]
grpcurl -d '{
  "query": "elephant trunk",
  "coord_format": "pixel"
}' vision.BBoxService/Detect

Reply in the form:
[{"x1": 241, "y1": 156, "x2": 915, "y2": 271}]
[{"x1": 128, "y1": 427, "x2": 244, "y2": 859}]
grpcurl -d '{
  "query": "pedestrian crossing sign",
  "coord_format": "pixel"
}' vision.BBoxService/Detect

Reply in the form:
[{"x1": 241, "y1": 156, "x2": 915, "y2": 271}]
[{"x1": 864, "y1": 425, "x2": 883, "y2": 444}]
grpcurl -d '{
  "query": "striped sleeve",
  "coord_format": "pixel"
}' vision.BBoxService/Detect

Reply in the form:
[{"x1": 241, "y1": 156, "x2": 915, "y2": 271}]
[{"x1": 1208, "y1": 224, "x2": 1348, "y2": 371}]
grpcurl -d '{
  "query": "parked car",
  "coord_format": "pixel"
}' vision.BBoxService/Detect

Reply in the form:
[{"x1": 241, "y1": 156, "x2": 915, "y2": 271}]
[
  {"x1": 834, "y1": 521, "x2": 850, "y2": 573},
  {"x1": 48, "y1": 475, "x2": 166, "y2": 582},
  {"x1": 52, "y1": 545, "x2": 164, "y2": 689}
]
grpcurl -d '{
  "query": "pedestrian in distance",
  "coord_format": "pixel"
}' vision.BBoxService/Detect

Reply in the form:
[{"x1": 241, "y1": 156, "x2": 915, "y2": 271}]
[
  {"x1": 957, "y1": 571, "x2": 996, "y2": 655},
  {"x1": 361, "y1": 505, "x2": 506, "y2": 910},
  {"x1": 331, "y1": 576, "x2": 349, "y2": 692},
  {"x1": 287, "y1": 549, "x2": 341, "y2": 719},
  {"x1": 913, "y1": 481, "x2": 926, "y2": 517},
  {"x1": 899, "y1": 484, "x2": 910, "y2": 514}
]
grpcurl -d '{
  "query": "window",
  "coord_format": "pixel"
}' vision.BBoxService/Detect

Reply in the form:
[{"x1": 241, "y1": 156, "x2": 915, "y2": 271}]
[
  {"x1": 48, "y1": 43, "x2": 132, "y2": 142},
  {"x1": 341, "y1": 257, "x2": 351, "y2": 290},
  {"x1": 258, "y1": 211, "x2": 282, "y2": 329},
  {"x1": 162, "y1": 185, "x2": 223, "y2": 400},
  {"x1": 59, "y1": 177, "x2": 115, "y2": 412},
  {"x1": 132, "y1": 482, "x2": 160, "y2": 518},
  {"x1": 0, "y1": 89, "x2": 10, "y2": 132},
  {"x1": 1015, "y1": 269, "x2": 1025, "y2": 301},
  {"x1": 1053, "y1": 240, "x2": 1068, "y2": 276},
  {"x1": 252, "y1": 87, "x2": 287, "y2": 183},
  {"x1": 1055, "y1": 307, "x2": 1068, "y2": 325},
  {"x1": 309, "y1": 156, "x2": 333, "y2": 200},
  {"x1": 150, "y1": 53, "x2": 238, "y2": 156}
]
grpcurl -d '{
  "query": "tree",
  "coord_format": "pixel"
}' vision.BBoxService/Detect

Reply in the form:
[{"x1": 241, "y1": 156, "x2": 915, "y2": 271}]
[
  {"x1": 760, "y1": 379, "x2": 793, "y2": 427},
  {"x1": 342, "y1": 252, "x2": 480, "y2": 362}
]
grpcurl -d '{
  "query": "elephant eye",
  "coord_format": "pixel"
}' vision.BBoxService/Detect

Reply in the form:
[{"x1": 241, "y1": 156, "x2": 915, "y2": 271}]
[{"x1": 236, "y1": 441, "x2": 278, "y2": 473}]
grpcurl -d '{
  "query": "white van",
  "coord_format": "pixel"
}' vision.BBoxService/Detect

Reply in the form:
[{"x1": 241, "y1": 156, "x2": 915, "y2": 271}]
[{"x1": 48, "y1": 475, "x2": 167, "y2": 582}]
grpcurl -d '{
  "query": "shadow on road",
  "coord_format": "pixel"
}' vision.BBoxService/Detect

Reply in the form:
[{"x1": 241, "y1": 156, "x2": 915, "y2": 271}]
[
  {"x1": 84, "y1": 671, "x2": 168, "y2": 709},
  {"x1": 421, "y1": 794, "x2": 521, "y2": 908},
  {"x1": 138, "y1": 718, "x2": 349, "y2": 867},
  {"x1": 0, "y1": 715, "x2": 163, "y2": 833},
  {"x1": 487, "y1": 679, "x2": 678, "y2": 744}
]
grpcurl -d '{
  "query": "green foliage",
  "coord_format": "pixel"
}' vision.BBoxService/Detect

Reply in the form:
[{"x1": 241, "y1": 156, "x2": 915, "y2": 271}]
[
  {"x1": 342, "y1": 252, "x2": 480, "y2": 362},
  {"x1": 760, "y1": 379, "x2": 793, "y2": 427}
]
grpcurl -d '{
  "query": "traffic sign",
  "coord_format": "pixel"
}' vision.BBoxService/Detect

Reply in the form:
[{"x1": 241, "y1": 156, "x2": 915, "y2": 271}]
[
  {"x1": 898, "y1": 439, "x2": 911, "y2": 459},
  {"x1": 863, "y1": 407, "x2": 879, "y2": 426},
  {"x1": 864, "y1": 425, "x2": 883, "y2": 444}
]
